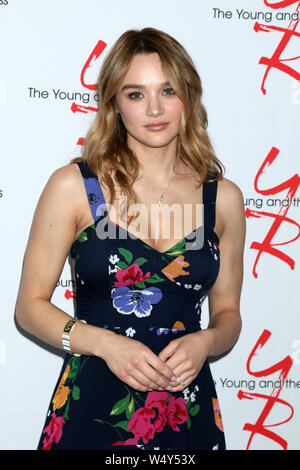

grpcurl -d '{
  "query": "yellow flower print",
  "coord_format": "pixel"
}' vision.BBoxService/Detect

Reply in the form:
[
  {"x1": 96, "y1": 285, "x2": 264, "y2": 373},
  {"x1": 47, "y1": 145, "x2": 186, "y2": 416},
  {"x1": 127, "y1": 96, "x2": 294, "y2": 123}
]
[
  {"x1": 172, "y1": 321, "x2": 185, "y2": 330},
  {"x1": 212, "y1": 397, "x2": 224, "y2": 432},
  {"x1": 52, "y1": 365, "x2": 71, "y2": 411},
  {"x1": 161, "y1": 255, "x2": 190, "y2": 282}
]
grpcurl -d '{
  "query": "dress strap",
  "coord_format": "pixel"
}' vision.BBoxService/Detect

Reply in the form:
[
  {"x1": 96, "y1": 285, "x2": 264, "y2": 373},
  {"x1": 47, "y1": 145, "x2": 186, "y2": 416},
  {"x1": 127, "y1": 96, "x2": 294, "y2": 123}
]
[
  {"x1": 75, "y1": 160, "x2": 107, "y2": 223},
  {"x1": 203, "y1": 173, "x2": 218, "y2": 235}
]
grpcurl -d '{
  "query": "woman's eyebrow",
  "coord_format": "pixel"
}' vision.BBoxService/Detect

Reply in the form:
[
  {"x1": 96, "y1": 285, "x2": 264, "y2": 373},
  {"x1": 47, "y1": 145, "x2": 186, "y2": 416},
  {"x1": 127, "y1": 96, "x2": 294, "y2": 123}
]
[{"x1": 120, "y1": 81, "x2": 171, "y2": 91}]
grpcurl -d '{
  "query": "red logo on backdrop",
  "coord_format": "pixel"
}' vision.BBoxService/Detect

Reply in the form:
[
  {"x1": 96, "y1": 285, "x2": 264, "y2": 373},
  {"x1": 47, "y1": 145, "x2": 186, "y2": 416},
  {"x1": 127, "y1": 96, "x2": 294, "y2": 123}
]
[
  {"x1": 80, "y1": 41, "x2": 106, "y2": 91},
  {"x1": 71, "y1": 40, "x2": 106, "y2": 144},
  {"x1": 65, "y1": 289, "x2": 75, "y2": 301},
  {"x1": 255, "y1": 1, "x2": 300, "y2": 94},
  {"x1": 238, "y1": 330, "x2": 294, "y2": 450},
  {"x1": 246, "y1": 149, "x2": 300, "y2": 278}
]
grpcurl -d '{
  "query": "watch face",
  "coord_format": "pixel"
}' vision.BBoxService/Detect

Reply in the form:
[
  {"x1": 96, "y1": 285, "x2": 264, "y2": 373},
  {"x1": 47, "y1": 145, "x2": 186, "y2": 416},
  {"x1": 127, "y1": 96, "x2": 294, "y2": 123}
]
[{"x1": 64, "y1": 320, "x2": 75, "y2": 333}]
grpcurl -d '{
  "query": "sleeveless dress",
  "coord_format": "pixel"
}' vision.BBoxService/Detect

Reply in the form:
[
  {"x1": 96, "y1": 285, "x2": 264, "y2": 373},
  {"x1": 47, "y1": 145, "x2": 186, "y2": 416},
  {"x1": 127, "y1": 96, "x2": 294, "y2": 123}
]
[{"x1": 37, "y1": 160, "x2": 226, "y2": 450}]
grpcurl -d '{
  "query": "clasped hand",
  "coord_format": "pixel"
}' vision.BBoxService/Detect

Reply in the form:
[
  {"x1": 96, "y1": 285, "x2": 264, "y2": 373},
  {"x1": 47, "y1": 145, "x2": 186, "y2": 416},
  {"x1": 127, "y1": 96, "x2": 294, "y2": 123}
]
[
  {"x1": 102, "y1": 330, "x2": 210, "y2": 393},
  {"x1": 157, "y1": 331, "x2": 210, "y2": 392}
]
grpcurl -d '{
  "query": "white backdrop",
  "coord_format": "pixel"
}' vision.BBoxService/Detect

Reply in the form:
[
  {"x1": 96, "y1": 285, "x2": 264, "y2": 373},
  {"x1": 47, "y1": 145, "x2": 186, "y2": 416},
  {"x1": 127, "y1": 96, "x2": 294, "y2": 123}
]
[{"x1": 0, "y1": 0, "x2": 299, "y2": 450}]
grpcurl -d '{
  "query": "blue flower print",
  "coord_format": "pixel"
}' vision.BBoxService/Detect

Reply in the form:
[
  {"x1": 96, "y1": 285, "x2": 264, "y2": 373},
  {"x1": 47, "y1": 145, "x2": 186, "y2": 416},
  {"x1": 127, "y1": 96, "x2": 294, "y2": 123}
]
[
  {"x1": 111, "y1": 286, "x2": 162, "y2": 318},
  {"x1": 83, "y1": 177, "x2": 107, "y2": 221},
  {"x1": 148, "y1": 327, "x2": 180, "y2": 336}
]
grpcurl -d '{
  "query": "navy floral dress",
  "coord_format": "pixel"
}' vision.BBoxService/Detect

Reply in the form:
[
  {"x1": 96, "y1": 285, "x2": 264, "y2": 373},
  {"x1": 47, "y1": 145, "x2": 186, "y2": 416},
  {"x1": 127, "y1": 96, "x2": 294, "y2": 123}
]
[{"x1": 37, "y1": 159, "x2": 226, "y2": 450}]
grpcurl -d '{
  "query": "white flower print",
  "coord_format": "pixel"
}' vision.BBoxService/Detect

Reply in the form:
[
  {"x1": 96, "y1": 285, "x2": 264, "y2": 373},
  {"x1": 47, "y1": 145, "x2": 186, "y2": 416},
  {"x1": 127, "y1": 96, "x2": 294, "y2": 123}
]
[
  {"x1": 208, "y1": 240, "x2": 219, "y2": 262},
  {"x1": 184, "y1": 284, "x2": 192, "y2": 289},
  {"x1": 183, "y1": 384, "x2": 199, "y2": 403},
  {"x1": 183, "y1": 387, "x2": 190, "y2": 400},
  {"x1": 108, "y1": 253, "x2": 121, "y2": 275},
  {"x1": 125, "y1": 327, "x2": 136, "y2": 337},
  {"x1": 193, "y1": 284, "x2": 202, "y2": 290},
  {"x1": 109, "y1": 254, "x2": 120, "y2": 264},
  {"x1": 108, "y1": 265, "x2": 119, "y2": 275}
]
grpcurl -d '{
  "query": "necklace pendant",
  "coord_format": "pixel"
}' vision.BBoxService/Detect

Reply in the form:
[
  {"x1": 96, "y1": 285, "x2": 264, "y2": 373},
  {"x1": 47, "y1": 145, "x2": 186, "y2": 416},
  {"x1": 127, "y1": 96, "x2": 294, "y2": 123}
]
[{"x1": 158, "y1": 197, "x2": 167, "y2": 207}]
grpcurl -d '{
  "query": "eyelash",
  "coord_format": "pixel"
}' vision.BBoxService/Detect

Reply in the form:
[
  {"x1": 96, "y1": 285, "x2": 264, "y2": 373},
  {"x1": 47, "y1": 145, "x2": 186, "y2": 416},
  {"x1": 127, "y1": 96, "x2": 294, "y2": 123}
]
[{"x1": 128, "y1": 88, "x2": 175, "y2": 99}]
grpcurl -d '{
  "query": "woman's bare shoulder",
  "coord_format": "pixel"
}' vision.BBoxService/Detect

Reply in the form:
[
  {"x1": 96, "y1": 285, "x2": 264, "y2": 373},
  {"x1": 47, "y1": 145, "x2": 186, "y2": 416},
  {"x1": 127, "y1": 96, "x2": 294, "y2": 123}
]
[
  {"x1": 31, "y1": 161, "x2": 86, "y2": 234},
  {"x1": 47, "y1": 161, "x2": 82, "y2": 192},
  {"x1": 218, "y1": 176, "x2": 243, "y2": 197},
  {"x1": 216, "y1": 176, "x2": 245, "y2": 235},
  {"x1": 46, "y1": 161, "x2": 84, "y2": 206},
  {"x1": 217, "y1": 176, "x2": 244, "y2": 201}
]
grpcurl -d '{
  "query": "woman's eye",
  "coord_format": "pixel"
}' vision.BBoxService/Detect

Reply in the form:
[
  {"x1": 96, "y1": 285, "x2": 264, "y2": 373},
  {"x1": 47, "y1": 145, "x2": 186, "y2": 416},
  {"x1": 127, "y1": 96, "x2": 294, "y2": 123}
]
[
  {"x1": 129, "y1": 92, "x2": 143, "y2": 99},
  {"x1": 163, "y1": 88, "x2": 175, "y2": 95}
]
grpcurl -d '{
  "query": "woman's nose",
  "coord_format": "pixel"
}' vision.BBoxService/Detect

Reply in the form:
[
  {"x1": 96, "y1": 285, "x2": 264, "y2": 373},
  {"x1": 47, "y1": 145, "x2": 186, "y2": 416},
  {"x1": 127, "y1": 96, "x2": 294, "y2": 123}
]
[{"x1": 145, "y1": 95, "x2": 164, "y2": 117}]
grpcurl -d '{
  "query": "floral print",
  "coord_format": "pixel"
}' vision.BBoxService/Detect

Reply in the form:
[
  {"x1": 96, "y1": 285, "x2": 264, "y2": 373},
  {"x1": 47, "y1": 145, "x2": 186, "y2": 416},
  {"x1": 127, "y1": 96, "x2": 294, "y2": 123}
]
[
  {"x1": 212, "y1": 397, "x2": 224, "y2": 432},
  {"x1": 95, "y1": 390, "x2": 190, "y2": 447},
  {"x1": 83, "y1": 176, "x2": 106, "y2": 220},
  {"x1": 167, "y1": 396, "x2": 189, "y2": 431},
  {"x1": 111, "y1": 285, "x2": 163, "y2": 318},
  {"x1": 40, "y1": 355, "x2": 88, "y2": 450},
  {"x1": 42, "y1": 413, "x2": 65, "y2": 450},
  {"x1": 208, "y1": 239, "x2": 219, "y2": 261},
  {"x1": 114, "y1": 262, "x2": 151, "y2": 287},
  {"x1": 52, "y1": 364, "x2": 71, "y2": 411}
]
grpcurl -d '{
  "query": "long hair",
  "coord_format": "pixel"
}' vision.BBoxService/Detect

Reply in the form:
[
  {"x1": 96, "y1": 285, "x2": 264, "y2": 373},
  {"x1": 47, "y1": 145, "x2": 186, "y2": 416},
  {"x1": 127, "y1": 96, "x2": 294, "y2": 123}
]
[{"x1": 70, "y1": 27, "x2": 225, "y2": 225}]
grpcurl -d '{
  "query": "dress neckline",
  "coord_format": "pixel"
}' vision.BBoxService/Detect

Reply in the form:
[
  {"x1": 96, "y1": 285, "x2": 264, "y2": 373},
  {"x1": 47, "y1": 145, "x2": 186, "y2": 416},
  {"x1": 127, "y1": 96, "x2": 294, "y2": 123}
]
[
  {"x1": 97, "y1": 175, "x2": 206, "y2": 255},
  {"x1": 76, "y1": 160, "x2": 220, "y2": 255}
]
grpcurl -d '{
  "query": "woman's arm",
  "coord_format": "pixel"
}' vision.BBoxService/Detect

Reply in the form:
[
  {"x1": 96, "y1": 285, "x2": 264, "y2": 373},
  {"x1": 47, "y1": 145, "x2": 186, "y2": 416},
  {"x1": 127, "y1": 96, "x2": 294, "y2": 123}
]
[
  {"x1": 15, "y1": 163, "x2": 116, "y2": 358},
  {"x1": 203, "y1": 177, "x2": 246, "y2": 357}
]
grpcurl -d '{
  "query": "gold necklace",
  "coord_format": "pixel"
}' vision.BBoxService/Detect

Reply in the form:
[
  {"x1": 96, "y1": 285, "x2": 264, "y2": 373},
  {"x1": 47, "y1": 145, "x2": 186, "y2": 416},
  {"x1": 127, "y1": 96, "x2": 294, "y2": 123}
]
[
  {"x1": 157, "y1": 171, "x2": 175, "y2": 207},
  {"x1": 137, "y1": 162, "x2": 178, "y2": 207}
]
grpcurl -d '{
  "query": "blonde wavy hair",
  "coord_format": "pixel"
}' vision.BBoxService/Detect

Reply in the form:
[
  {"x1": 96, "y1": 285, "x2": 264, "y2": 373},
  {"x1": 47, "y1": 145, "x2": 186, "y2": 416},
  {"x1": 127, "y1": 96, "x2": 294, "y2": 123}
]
[{"x1": 70, "y1": 27, "x2": 225, "y2": 225}]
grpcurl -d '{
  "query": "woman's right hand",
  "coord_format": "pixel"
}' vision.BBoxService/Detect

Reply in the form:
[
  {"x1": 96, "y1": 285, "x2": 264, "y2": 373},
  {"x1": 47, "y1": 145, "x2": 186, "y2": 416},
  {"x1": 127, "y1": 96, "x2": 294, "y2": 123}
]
[{"x1": 100, "y1": 332, "x2": 177, "y2": 392}]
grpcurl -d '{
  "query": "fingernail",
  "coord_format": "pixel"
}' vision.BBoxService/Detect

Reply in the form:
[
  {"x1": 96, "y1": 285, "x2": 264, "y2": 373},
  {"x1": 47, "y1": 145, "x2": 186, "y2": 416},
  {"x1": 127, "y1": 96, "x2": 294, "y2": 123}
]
[
  {"x1": 166, "y1": 386, "x2": 173, "y2": 391},
  {"x1": 171, "y1": 376, "x2": 177, "y2": 382}
]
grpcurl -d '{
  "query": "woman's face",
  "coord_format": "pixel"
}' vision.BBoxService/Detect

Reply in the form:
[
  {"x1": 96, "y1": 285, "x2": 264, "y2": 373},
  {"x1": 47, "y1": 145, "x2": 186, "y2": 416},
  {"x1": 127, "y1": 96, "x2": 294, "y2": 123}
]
[{"x1": 114, "y1": 52, "x2": 184, "y2": 150}]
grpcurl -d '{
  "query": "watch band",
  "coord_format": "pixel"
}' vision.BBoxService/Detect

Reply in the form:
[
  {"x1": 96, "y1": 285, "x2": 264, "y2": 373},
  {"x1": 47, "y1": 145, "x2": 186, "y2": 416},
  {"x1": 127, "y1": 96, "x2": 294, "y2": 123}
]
[{"x1": 62, "y1": 319, "x2": 80, "y2": 356}]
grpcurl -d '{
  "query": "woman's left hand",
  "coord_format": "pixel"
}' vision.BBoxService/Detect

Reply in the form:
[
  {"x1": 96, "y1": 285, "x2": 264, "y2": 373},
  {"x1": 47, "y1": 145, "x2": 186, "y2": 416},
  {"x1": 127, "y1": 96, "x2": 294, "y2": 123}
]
[{"x1": 157, "y1": 330, "x2": 211, "y2": 392}]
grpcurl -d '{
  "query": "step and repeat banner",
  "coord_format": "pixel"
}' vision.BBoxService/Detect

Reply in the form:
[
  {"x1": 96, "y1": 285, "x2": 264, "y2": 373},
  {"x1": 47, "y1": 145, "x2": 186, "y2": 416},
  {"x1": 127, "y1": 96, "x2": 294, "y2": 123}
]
[{"x1": 0, "y1": 0, "x2": 299, "y2": 450}]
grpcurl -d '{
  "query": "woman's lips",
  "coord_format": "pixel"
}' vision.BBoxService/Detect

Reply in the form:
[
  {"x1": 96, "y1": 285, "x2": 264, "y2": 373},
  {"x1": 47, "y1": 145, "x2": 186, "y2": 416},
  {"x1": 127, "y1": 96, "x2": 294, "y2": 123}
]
[{"x1": 145, "y1": 122, "x2": 168, "y2": 131}]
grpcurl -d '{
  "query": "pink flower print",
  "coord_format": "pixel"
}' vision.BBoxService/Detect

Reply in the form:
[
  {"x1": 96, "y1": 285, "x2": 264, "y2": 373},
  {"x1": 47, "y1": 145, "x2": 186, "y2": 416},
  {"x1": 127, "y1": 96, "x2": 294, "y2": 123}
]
[
  {"x1": 114, "y1": 263, "x2": 151, "y2": 287},
  {"x1": 42, "y1": 412, "x2": 65, "y2": 450},
  {"x1": 112, "y1": 391, "x2": 169, "y2": 447},
  {"x1": 145, "y1": 391, "x2": 169, "y2": 415},
  {"x1": 111, "y1": 391, "x2": 190, "y2": 447},
  {"x1": 127, "y1": 407, "x2": 158, "y2": 444},
  {"x1": 167, "y1": 396, "x2": 189, "y2": 432},
  {"x1": 144, "y1": 391, "x2": 169, "y2": 433},
  {"x1": 112, "y1": 436, "x2": 140, "y2": 447}
]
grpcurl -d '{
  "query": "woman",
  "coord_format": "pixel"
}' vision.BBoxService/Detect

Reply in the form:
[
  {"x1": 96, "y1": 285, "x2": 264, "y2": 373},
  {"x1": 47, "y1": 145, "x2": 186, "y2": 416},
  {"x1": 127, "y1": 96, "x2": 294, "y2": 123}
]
[{"x1": 15, "y1": 27, "x2": 245, "y2": 450}]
